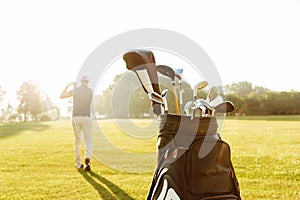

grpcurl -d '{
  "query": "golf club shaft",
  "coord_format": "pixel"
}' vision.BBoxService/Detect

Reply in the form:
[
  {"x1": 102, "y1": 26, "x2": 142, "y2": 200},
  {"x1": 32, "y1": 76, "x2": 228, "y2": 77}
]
[
  {"x1": 172, "y1": 82, "x2": 180, "y2": 115},
  {"x1": 179, "y1": 82, "x2": 184, "y2": 114},
  {"x1": 192, "y1": 95, "x2": 196, "y2": 119}
]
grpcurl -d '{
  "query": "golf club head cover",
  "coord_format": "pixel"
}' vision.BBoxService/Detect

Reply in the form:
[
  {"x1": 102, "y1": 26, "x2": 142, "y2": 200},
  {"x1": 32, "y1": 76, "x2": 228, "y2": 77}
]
[{"x1": 123, "y1": 50, "x2": 161, "y2": 115}]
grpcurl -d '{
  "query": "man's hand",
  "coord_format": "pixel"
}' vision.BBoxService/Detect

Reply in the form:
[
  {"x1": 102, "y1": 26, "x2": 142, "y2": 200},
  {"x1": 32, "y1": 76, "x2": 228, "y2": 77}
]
[
  {"x1": 67, "y1": 82, "x2": 76, "y2": 88},
  {"x1": 60, "y1": 82, "x2": 75, "y2": 99}
]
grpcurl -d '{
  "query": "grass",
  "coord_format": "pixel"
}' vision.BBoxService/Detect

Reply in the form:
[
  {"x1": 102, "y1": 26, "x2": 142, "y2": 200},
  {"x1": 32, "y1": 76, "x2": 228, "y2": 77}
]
[
  {"x1": 0, "y1": 117, "x2": 299, "y2": 199},
  {"x1": 221, "y1": 119, "x2": 300, "y2": 199},
  {"x1": 226, "y1": 115, "x2": 300, "y2": 121}
]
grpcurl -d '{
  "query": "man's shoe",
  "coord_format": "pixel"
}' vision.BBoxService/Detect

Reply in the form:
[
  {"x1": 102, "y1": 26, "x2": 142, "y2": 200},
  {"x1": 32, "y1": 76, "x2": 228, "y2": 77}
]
[
  {"x1": 84, "y1": 165, "x2": 91, "y2": 171},
  {"x1": 75, "y1": 163, "x2": 84, "y2": 169},
  {"x1": 84, "y1": 158, "x2": 91, "y2": 171},
  {"x1": 85, "y1": 158, "x2": 90, "y2": 165}
]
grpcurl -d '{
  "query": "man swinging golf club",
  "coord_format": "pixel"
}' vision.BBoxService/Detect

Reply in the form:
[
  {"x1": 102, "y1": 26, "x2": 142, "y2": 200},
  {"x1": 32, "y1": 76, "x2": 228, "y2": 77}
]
[{"x1": 60, "y1": 76, "x2": 93, "y2": 171}]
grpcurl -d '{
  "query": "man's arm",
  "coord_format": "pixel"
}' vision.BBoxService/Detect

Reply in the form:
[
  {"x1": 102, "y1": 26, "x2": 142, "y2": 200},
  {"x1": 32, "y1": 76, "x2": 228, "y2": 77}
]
[{"x1": 60, "y1": 83, "x2": 75, "y2": 99}]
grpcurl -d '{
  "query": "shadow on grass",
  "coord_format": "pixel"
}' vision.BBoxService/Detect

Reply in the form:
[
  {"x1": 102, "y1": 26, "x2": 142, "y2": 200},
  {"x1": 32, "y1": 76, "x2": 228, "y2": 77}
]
[
  {"x1": 79, "y1": 170, "x2": 134, "y2": 200},
  {"x1": 0, "y1": 122, "x2": 50, "y2": 139}
]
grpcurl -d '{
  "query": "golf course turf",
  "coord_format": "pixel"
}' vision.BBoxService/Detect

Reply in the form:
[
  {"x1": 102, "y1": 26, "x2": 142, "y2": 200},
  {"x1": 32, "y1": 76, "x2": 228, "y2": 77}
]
[{"x1": 0, "y1": 117, "x2": 299, "y2": 199}]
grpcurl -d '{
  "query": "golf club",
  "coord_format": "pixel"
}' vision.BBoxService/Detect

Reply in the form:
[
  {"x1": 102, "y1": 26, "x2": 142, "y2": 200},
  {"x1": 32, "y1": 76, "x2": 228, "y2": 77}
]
[
  {"x1": 191, "y1": 99, "x2": 205, "y2": 117},
  {"x1": 123, "y1": 50, "x2": 162, "y2": 115},
  {"x1": 206, "y1": 87, "x2": 218, "y2": 102},
  {"x1": 174, "y1": 68, "x2": 184, "y2": 114},
  {"x1": 157, "y1": 65, "x2": 180, "y2": 115},
  {"x1": 192, "y1": 81, "x2": 208, "y2": 119},
  {"x1": 199, "y1": 99, "x2": 213, "y2": 116},
  {"x1": 213, "y1": 101, "x2": 235, "y2": 115},
  {"x1": 148, "y1": 91, "x2": 164, "y2": 104},
  {"x1": 191, "y1": 99, "x2": 213, "y2": 117},
  {"x1": 161, "y1": 89, "x2": 168, "y2": 114},
  {"x1": 184, "y1": 101, "x2": 192, "y2": 116},
  {"x1": 206, "y1": 86, "x2": 225, "y2": 108},
  {"x1": 148, "y1": 91, "x2": 164, "y2": 114}
]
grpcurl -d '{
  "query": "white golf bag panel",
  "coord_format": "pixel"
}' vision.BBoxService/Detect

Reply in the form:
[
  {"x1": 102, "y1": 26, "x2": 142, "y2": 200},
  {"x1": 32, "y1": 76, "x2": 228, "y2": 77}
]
[
  {"x1": 154, "y1": 170, "x2": 181, "y2": 200},
  {"x1": 147, "y1": 114, "x2": 241, "y2": 200}
]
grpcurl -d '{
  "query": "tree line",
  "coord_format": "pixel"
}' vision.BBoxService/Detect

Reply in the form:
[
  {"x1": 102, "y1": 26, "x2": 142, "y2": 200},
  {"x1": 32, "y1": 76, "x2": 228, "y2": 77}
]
[
  {"x1": 94, "y1": 73, "x2": 300, "y2": 118},
  {"x1": 1, "y1": 76, "x2": 299, "y2": 122},
  {"x1": 0, "y1": 81, "x2": 59, "y2": 122},
  {"x1": 225, "y1": 81, "x2": 300, "y2": 115}
]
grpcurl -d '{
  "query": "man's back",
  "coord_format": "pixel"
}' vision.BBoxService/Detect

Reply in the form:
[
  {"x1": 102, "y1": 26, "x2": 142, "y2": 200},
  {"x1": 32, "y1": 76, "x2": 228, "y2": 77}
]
[{"x1": 73, "y1": 86, "x2": 93, "y2": 117}]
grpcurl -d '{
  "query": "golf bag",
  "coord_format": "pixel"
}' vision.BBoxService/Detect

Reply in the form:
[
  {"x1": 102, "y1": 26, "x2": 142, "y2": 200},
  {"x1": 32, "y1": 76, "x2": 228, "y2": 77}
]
[{"x1": 147, "y1": 114, "x2": 241, "y2": 200}]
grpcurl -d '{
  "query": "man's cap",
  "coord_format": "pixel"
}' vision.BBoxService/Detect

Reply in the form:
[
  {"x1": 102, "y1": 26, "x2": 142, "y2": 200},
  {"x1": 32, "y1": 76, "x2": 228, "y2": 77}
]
[{"x1": 81, "y1": 76, "x2": 89, "y2": 82}]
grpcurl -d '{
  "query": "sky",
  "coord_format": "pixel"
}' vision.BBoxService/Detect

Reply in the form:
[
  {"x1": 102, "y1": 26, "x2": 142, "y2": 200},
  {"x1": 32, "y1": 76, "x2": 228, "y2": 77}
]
[{"x1": 0, "y1": 0, "x2": 300, "y2": 110}]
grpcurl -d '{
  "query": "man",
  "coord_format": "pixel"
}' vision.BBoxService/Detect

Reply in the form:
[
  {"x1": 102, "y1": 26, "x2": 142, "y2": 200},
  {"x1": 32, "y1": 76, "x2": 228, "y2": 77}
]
[{"x1": 60, "y1": 76, "x2": 93, "y2": 171}]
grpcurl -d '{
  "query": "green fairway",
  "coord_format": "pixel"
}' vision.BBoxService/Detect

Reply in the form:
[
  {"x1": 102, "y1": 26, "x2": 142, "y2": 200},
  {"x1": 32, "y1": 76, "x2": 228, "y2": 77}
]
[{"x1": 0, "y1": 117, "x2": 299, "y2": 199}]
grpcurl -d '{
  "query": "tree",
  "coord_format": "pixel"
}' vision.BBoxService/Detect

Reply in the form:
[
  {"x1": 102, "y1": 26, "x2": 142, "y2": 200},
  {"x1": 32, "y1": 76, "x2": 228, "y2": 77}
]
[
  {"x1": 225, "y1": 94, "x2": 244, "y2": 115},
  {"x1": 226, "y1": 81, "x2": 253, "y2": 96},
  {"x1": 40, "y1": 92, "x2": 60, "y2": 121},
  {"x1": 110, "y1": 72, "x2": 151, "y2": 118},
  {"x1": 0, "y1": 86, "x2": 5, "y2": 103},
  {"x1": 1, "y1": 104, "x2": 14, "y2": 121},
  {"x1": 16, "y1": 80, "x2": 59, "y2": 121},
  {"x1": 94, "y1": 74, "x2": 300, "y2": 117},
  {"x1": 225, "y1": 82, "x2": 300, "y2": 115},
  {"x1": 17, "y1": 81, "x2": 42, "y2": 121},
  {"x1": 93, "y1": 72, "x2": 195, "y2": 118},
  {"x1": 0, "y1": 86, "x2": 6, "y2": 121},
  {"x1": 292, "y1": 90, "x2": 300, "y2": 114}
]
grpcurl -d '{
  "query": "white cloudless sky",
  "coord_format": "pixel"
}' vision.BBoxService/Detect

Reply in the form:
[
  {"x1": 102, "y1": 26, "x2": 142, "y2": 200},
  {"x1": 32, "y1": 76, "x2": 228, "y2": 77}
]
[{"x1": 0, "y1": 0, "x2": 299, "y2": 108}]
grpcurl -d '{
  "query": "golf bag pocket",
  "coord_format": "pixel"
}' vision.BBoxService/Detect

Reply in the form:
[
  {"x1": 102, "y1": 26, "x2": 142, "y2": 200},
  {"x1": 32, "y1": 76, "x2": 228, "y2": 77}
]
[{"x1": 186, "y1": 140, "x2": 238, "y2": 198}]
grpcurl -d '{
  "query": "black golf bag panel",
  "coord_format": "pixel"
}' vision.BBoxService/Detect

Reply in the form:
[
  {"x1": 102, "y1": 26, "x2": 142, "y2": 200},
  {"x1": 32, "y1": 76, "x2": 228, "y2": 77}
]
[{"x1": 147, "y1": 114, "x2": 241, "y2": 200}]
